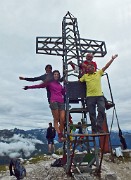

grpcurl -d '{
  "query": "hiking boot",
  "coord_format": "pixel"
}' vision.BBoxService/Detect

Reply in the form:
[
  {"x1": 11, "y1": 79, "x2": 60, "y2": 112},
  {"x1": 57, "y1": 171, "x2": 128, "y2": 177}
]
[
  {"x1": 105, "y1": 101, "x2": 115, "y2": 110},
  {"x1": 91, "y1": 128, "x2": 97, "y2": 134},
  {"x1": 97, "y1": 125, "x2": 105, "y2": 134},
  {"x1": 97, "y1": 129, "x2": 105, "y2": 134},
  {"x1": 92, "y1": 130, "x2": 97, "y2": 134},
  {"x1": 97, "y1": 127, "x2": 106, "y2": 134},
  {"x1": 58, "y1": 137, "x2": 66, "y2": 143},
  {"x1": 58, "y1": 133, "x2": 66, "y2": 143}
]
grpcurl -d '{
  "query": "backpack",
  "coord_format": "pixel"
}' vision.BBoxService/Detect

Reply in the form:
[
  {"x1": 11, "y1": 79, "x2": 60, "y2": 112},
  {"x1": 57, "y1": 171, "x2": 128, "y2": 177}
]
[
  {"x1": 51, "y1": 156, "x2": 66, "y2": 167},
  {"x1": 9, "y1": 159, "x2": 26, "y2": 179}
]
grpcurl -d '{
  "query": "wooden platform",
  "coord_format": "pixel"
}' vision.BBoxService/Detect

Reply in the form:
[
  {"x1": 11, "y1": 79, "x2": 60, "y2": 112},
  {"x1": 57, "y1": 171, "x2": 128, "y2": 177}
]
[
  {"x1": 68, "y1": 133, "x2": 109, "y2": 137},
  {"x1": 69, "y1": 123, "x2": 91, "y2": 128}
]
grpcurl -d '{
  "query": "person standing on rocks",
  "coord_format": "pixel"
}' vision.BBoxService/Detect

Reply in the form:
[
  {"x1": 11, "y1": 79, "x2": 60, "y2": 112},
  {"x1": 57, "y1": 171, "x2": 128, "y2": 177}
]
[{"x1": 46, "y1": 122, "x2": 56, "y2": 154}]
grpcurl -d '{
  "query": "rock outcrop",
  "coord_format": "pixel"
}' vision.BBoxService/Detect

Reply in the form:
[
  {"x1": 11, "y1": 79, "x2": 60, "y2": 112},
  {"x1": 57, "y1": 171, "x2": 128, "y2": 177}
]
[{"x1": 0, "y1": 153, "x2": 131, "y2": 180}]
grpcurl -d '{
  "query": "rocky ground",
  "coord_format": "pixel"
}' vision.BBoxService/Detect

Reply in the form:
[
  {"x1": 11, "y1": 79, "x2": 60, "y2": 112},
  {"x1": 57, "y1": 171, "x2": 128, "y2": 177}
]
[
  {"x1": 0, "y1": 153, "x2": 130, "y2": 180},
  {"x1": 100, "y1": 154, "x2": 131, "y2": 180}
]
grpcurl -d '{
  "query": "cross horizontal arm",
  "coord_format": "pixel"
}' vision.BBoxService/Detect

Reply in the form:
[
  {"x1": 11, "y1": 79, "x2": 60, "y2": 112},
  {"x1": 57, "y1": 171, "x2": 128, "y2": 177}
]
[
  {"x1": 80, "y1": 38, "x2": 107, "y2": 57},
  {"x1": 36, "y1": 37, "x2": 107, "y2": 57},
  {"x1": 36, "y1": 37, "x2": 63, "y2": 56}
]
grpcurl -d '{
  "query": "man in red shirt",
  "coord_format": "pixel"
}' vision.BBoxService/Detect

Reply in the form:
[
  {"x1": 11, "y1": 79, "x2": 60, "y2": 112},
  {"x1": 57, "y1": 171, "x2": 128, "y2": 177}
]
[
  {"x1": 81, "y1": 53, "x2": 97, "y2": 74},
  {"x1": 68, "y1": 53, "x2": 97, "y2": 76}
]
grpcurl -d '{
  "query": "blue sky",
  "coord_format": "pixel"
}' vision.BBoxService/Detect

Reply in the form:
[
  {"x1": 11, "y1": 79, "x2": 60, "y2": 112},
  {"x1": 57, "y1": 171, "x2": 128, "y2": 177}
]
[{"x1": 0, "y1": 0, "x2": 131, "y2": 130}]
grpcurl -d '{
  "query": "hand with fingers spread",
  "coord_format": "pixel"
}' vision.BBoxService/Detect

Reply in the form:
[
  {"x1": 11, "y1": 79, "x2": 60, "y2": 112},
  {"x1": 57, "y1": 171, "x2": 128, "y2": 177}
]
[{"x1": 112, "y1": 54, "x2": 118, "y2": 60}]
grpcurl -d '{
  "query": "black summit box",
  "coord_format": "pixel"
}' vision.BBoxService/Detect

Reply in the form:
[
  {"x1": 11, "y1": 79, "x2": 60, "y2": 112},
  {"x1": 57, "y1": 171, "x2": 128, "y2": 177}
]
[{"x1": 66, "y1": 81, "x2": 86, "y2": 100}]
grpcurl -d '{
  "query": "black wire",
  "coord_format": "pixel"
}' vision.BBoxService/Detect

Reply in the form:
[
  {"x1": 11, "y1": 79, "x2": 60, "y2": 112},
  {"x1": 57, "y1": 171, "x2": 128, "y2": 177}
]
[
  {"x1": 114, "y1": 106, "x2": 120, "y2": 130},
  {"x1": 109, "y1": 107, "x2": 115, "y2": 133},
  {"x1": 109, "y1": 106, "x2": 120, "y2": 132}
]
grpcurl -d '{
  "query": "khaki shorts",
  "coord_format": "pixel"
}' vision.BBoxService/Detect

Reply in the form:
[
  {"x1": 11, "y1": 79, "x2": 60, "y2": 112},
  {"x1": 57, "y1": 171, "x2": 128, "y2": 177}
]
[{"x1": 50, "y1": 102, "x2": 65, "y2": 110}]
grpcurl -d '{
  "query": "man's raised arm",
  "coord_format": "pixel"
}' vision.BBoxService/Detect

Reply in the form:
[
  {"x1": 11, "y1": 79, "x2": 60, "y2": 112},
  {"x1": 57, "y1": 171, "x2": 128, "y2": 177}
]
[{"x1": 102, "y1": 54, "x2": 118, "y2": 72}]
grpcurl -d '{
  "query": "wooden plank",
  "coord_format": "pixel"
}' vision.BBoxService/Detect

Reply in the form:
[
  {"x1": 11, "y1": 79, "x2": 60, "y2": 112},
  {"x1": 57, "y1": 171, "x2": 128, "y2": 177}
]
[
  {"x1": 99, "y1": 117, "x2": 110, "y2": 153},
  {"x1": 68, "y1": 133, "x2": 109, "y2": 137}
]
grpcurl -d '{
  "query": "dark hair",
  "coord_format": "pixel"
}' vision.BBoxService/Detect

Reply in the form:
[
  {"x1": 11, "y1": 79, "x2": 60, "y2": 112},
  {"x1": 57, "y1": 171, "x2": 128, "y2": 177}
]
[
  {"x1": 45, "y1": 64, "x2": 52, "y2": 70},
  {"x1": 52, "y1": 70, "x2": 61, "y2": 81},
  {"x1": 49, "y1": 122, "x2": 52, "y2": 126}
]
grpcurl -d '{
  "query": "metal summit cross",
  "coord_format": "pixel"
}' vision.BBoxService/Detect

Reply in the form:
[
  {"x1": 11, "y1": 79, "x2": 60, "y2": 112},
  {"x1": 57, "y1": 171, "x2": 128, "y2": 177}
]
[
  {"x1": 36, "y1": 11, "x2": 107, "y2": 78},
  {"x1": 36, "y1": 12, "x2": 108, "y2": 176}
]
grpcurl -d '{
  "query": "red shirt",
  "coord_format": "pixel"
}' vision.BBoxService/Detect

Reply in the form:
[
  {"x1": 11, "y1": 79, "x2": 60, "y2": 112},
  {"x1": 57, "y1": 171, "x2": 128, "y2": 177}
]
[
  {"x1": 69, "y1": 60, "x2": 97, "y2": 75},
  {"x1": 81, "y1": 60, "x2": 97, "y2": 74}
]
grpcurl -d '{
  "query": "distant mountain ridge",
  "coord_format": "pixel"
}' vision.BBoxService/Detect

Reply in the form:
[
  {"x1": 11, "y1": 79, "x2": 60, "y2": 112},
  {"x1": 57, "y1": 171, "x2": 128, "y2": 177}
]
[
  {"x1": 0, "y1": 128, "x2": 61, "y2": 165},
  {"x1": 0, "y1": 128, "x2": 130, "y2": 165}
]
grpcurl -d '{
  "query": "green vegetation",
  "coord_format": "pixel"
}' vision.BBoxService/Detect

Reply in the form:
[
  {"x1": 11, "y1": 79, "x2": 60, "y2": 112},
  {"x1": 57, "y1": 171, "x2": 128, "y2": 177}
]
[
  {"x1": 55, "y1": 148, "x2": 63, "y2": 155},
  {"x1": 27, "y1": 155, "x2": 50, "y2": 164},
  {"x1": 0, "y1": 165, "x2": 7, "y2": 173}
]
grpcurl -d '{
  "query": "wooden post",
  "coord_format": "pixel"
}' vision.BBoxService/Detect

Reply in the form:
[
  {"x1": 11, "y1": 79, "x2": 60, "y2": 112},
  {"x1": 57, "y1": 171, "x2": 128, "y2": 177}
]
[{"x1": 99, "y1": 115, "x2": 110, "y2": 153}]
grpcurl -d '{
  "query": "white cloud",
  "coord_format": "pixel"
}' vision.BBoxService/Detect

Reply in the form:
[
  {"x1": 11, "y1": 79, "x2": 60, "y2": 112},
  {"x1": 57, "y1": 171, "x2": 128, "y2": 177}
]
[{"x1": 0, "y1": 134, "x2": 43, "y2": 157}]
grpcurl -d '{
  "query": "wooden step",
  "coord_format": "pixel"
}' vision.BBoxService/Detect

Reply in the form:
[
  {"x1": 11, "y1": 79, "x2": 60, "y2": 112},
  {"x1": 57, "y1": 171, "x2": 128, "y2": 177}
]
[
  {"x1": 69, "y1": 108, "x2": 88, "y2": 113},
  {"x1": 68, "y1": 133, "x2": 109, "y2": 137}
]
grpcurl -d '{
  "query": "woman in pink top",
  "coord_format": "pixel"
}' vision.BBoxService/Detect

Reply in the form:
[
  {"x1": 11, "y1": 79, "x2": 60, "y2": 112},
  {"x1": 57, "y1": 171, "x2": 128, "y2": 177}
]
[{"x1": 23, "y1": 70, "x2": 65, "y2": 142}]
